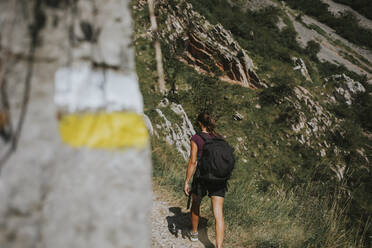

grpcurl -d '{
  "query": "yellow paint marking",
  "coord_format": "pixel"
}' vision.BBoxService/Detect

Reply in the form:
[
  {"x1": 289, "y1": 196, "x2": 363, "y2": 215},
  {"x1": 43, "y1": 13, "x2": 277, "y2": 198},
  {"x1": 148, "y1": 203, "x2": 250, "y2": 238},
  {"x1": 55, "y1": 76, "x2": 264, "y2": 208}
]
[{"x1": 59, "y1": 112, "x2": 149, "y2": 149}]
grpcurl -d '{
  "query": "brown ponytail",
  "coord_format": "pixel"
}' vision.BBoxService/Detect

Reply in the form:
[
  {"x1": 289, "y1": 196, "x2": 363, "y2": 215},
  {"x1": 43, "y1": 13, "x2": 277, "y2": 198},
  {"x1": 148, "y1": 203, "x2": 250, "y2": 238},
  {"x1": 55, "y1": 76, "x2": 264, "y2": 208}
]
[{"x1": 196, "y1": 112, "x2": 218, "y2": 136}]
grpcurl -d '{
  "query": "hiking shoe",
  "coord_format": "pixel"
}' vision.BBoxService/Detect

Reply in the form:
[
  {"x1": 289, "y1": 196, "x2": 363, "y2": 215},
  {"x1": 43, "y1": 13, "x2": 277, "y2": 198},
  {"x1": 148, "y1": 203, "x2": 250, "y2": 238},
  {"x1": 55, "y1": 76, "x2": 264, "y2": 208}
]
[{"x1": 189, "y1": 231, "x2": 198, "y2": 242}]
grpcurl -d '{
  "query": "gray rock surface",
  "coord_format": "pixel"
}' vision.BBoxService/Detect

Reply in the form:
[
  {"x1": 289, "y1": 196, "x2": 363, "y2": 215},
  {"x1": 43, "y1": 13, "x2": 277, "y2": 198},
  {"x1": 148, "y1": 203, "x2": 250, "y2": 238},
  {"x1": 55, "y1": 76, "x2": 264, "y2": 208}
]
[
  {"x1": 321, "y1": 0, "x2": 372, "y2": 31},
  {"x1": 154, "y1": 99, "x2": 195, "y2": 160},
  {"x1": 329, "y1": 74, "x2": 366, "y2": 105},
  {"x1": 292, "y1": 57, "x2": 312, "y2": 82},
  {"x1": 284, "y1": 4, "x2": 372, "y2": 82},
  {"x1": 233, "y1": 112, "x2": 244, "y2": 121},
  {"x1": 285, "y1": 86, "x2": 335, "y2": 151},
  {"x1": 0, "y1": 0, "x2": 151, "y2": 247}
]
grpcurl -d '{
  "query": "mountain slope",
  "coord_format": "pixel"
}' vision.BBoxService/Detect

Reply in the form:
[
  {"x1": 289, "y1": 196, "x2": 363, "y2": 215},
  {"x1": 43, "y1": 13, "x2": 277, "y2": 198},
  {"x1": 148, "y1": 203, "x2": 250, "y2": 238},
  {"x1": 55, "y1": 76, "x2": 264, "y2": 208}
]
[
  {"x1": 133, "y1": 0, "x2": 371, "y2": 247},
  {"x1": 333, "y1": 0, "x2": 372, "y2": 21}
]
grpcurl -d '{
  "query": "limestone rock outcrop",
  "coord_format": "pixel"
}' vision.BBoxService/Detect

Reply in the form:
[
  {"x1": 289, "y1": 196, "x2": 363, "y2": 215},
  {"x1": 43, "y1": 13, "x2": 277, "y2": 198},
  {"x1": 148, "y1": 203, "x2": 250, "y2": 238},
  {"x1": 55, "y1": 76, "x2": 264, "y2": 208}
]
[
  {"x1": 157, "y1": 0, "x2": 266, "y2": 89},
  {"x1": 153, "y1": 98, "x2": 195, "y2": 160},
  {"x1": 328, "y1": 74, "x2": 366, "y2": 105},
  {"x1": 292, "y1": 57, "x2": 312, "y2": 82},
  {"x1": 278, "y1": 86, "x2": 336, "y2": 158}
]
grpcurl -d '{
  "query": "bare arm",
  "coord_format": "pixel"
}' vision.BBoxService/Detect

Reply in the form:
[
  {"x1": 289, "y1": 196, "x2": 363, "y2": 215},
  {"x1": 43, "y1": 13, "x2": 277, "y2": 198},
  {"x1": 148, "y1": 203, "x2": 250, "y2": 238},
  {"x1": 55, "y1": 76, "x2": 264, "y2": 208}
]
[{"x1": 184, "y1": 140, "x2": 198, "y2": 196}]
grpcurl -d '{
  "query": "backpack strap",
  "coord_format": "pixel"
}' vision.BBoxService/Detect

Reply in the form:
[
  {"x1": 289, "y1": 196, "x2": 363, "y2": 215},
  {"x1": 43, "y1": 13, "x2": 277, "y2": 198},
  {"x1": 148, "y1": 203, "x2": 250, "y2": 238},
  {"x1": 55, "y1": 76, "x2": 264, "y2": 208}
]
[
  {"x1": 198, "y1": 132, "x2": 224, "y2": 141},
  {"x1": 197, "y1": 132, "x2": 210, "y2": 141}
]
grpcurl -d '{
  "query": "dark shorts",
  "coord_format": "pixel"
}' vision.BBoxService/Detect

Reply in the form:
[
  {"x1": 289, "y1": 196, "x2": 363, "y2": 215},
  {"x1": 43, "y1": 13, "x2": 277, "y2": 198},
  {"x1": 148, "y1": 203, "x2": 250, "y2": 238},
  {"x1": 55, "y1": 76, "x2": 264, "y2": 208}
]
[{"x1": 191, "y1": 180, "x2": 226, "y2": 199}]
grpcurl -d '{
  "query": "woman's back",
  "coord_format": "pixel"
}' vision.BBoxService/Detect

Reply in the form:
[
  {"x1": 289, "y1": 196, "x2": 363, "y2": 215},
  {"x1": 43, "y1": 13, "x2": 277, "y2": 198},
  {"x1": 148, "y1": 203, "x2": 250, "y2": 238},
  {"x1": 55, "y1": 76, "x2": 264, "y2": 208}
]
[{"x1": 191, "y1": 132, "x2": 214, "y2": 159}]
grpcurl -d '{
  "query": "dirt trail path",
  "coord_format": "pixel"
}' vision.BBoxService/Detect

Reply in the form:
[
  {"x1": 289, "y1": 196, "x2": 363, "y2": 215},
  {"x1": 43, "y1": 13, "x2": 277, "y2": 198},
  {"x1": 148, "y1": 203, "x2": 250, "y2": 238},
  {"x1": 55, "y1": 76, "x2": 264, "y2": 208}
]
[{"x1": 151, "y1": 191, "x2": 215, "y2": 248}]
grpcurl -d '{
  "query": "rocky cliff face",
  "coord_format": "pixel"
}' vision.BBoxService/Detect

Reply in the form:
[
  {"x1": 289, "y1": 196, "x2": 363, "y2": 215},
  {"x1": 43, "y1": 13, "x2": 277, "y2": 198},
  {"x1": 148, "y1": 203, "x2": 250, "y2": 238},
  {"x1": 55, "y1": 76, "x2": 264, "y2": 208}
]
[
  {"x1": 156, "y1": 0, "x2": 266, "y2": 89},
  {"x1": 329, "y1": 74, "x2": 366, "y2": 105},
  {"x1": 154, "y1": 98, "x2": 195, "y2": 160}
]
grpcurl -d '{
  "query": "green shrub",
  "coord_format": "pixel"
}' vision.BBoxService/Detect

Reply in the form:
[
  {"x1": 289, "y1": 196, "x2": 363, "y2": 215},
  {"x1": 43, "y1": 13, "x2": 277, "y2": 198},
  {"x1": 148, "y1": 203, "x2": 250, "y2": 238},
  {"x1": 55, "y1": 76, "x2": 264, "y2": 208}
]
[
  {"x1": 317, "y1": 61, "x2": 365, "y2": 82},
  {"x1": 305, "y1": 40, "x2": 321, "y2": 61}
]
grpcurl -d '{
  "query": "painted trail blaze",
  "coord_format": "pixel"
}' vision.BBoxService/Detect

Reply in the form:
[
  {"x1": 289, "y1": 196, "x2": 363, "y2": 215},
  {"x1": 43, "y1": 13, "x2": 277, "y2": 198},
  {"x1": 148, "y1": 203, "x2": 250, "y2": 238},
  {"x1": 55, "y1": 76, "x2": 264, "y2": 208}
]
[
  {"x1": 59, "y1": 112, "x2": 149, "y2": 148},
  {"x1": 55, "y1": 66, "x2": 148, "y2": 149}
]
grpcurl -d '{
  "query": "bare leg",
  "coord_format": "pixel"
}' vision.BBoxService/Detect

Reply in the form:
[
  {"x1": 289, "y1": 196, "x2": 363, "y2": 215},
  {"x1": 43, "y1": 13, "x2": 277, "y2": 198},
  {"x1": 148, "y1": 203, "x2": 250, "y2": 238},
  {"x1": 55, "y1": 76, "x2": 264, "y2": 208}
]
[
  {"x1": 211, "y1": 196, "x2": 225, "y2": 248},
  {"x1": 191, "y1": 194, "x2": 200, "y2": 233}
]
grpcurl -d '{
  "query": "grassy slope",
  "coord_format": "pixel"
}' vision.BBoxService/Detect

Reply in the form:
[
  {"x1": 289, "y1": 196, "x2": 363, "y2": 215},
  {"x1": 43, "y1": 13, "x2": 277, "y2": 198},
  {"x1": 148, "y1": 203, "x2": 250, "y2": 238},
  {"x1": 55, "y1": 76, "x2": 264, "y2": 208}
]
[
  {"x1": 283, "y1": 0, "x2": 372, "y2": 50},
  {"x1": 333, "y1": 0, "x2": 372, "y2": 20},
  {"x1": 132, "y1": 0, "x2": 371, "y2": 247}
]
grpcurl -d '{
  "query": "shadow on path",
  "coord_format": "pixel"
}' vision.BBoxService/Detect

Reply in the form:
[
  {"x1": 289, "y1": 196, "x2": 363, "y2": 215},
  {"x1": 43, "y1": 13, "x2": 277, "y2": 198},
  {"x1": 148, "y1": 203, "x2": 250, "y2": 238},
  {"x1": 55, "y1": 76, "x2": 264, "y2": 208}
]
[{"x1": 166, "y1": 207, "x2": 214, "y2": 248}]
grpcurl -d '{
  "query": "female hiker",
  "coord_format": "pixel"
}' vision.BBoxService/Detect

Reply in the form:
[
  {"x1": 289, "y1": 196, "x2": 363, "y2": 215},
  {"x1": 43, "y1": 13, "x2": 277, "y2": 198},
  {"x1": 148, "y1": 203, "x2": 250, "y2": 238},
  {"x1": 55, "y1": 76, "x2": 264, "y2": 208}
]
[{"x1": 184, "y1": 112, "x2": 233, "y2": 248}]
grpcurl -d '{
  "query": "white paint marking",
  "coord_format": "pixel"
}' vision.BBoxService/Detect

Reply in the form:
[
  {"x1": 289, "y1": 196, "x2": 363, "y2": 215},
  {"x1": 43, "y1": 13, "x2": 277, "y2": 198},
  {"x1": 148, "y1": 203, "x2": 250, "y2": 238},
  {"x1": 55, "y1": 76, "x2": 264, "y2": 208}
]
[{"x1": 55, "y1": 64, "x2": 143, "y2": 113}]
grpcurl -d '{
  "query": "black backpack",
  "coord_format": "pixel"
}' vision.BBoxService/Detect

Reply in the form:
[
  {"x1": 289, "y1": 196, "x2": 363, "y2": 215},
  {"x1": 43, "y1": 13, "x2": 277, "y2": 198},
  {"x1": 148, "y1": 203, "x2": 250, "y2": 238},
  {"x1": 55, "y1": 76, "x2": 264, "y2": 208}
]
[{"x1": 197, "y1": 133, "x2": 235, "y2": 184}]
